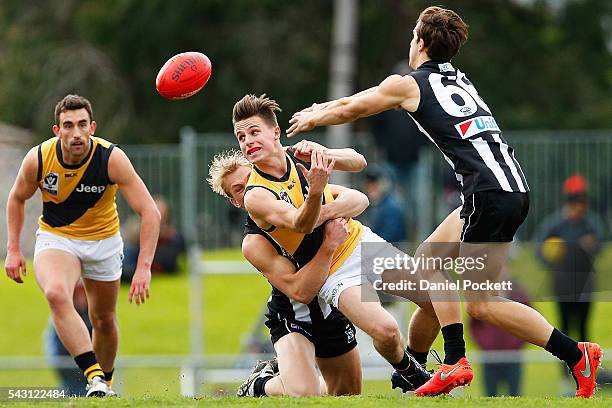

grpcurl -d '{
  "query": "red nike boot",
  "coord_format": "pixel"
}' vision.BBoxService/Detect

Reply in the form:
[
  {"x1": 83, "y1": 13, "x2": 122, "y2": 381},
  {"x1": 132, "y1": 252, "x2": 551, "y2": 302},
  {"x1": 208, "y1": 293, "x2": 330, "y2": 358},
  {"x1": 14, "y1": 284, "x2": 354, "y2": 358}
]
[{"x1": 415, "y1": 357, "x2": 473, "y2": 396}]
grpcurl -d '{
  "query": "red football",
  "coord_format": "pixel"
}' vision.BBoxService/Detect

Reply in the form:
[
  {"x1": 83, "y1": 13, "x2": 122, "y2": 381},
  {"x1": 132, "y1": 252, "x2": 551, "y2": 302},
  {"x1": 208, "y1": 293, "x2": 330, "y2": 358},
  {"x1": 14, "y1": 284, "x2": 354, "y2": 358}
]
[{"x1": 156, "y1": 52, "x2": 212, "y2": 100}]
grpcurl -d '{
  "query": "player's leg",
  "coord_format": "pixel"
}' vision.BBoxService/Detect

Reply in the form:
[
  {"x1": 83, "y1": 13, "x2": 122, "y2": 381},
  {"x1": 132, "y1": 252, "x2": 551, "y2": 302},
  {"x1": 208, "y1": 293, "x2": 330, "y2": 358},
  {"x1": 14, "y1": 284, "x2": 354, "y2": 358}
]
[
  {"x1": 81, "y1": 233, "x2": 123, "y2": 391},
  {"x1": 338, "y1": 286, "x2": 403, "y2": 364},
  {"x1": 337, "y1": 286, "x2": 430, "y2": 387},
  {"x1": 33, "y1": 241, "x2": 107, "y2": 396},
  {"x1": 82, "y1": 279, "x2": 120, "y2": 376},
  {"x1": 311, "y1": 311, "x2": 361, "y2": 395},
  {"x1": 402, "y1": 209, "x2": 463, "y2": 367},
  {"x1": 265, "y1": 333, "x2": 322, "y2": 396},
  {"x1": 316, "y1": 347, "x2": 362, "y2": 395},
  {"x1": 461, "y1": 191, "x2": 601, "y2": 397},
  {"x1": 406, "y1": 305, "x2": 439, "y2": 366},
  {"x1": 412, "y1": 207, "x2": 473, "y2": 396},
  {"x1": 34, "y1": 250, "x2": 90, "y2": 356},
  {"x1": 413, "y1": 206, "x2": 463, "y2": 327}
]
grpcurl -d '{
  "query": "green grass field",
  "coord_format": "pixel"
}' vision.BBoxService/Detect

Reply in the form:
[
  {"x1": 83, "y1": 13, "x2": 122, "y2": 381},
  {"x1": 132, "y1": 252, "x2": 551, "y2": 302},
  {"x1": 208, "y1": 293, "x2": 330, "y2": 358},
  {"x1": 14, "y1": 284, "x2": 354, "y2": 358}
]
[
  {"x1": 1, "y1": 396, "x2": 612, "y2": 408},
  {"x1": 1, "y1": 245, "x2": 611, "y2": 405}
]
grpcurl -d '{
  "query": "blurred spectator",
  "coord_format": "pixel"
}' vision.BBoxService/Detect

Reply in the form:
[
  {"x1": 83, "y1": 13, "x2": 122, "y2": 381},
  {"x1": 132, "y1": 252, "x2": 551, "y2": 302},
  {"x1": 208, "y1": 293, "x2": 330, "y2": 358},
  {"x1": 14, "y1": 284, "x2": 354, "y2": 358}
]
[
  {"x1": 123, "y1": 196, "x2": 186, "y2": 283},
  {"x1": 44, "y1": 280, "x2": 91, "y2": 397},
  {"x1": 469, "y1": 266, "x2": 529, "y2": 396},
  {"x1": 534, "y1": 174, "x2": 603, "y2": 341},
  {"x1": 363, "y1": 166, "x2": 406, "y2": 244},
  {"x1": 368, "y1": 60, "x2": 428, "y2": 241}
]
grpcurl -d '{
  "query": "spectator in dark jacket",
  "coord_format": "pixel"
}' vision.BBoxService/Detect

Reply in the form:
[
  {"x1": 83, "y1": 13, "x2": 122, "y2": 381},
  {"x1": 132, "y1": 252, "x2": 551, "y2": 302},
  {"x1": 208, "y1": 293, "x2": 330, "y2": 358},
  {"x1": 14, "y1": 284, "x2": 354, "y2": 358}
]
[
  {"x1": 123, "y1": 196, "x2": 186, "y2": 283},
  {"x1": 364, "y1": 166, "x2": 406, "y2": 244},
  {"x1": 535, "y1": 174, "x2": 602, "y2": 341}
]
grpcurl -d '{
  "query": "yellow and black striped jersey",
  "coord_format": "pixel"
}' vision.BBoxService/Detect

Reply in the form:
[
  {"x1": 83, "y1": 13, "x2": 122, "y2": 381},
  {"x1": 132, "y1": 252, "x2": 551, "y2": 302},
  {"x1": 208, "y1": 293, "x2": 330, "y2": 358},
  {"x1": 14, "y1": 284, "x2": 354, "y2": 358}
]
[
  {"x1": 37, "y1": 136, "x2": 120, "y2": 240},
  {"x1": 245, "y1": 148, "x2": 362, "y2": 276}
]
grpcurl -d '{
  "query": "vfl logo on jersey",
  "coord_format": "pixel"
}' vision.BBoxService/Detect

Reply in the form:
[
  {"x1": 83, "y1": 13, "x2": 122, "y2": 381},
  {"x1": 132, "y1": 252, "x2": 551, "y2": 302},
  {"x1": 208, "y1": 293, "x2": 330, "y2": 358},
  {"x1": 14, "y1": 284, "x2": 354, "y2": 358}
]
[
  {"x1": 455, "y1": 116, "x2": 501, "y2": 139},
  {"x1": 279, "y1": 190, "x2": 292, "y2": 204},
  {"x1": 42, "y1": 172, "x2": 59, "y2": 196}
]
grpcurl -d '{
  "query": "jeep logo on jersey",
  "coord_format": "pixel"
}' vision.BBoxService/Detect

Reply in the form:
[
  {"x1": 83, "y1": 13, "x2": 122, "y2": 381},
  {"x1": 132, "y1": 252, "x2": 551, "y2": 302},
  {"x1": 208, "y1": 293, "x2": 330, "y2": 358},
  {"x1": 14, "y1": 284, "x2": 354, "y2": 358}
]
[
  {"x1": 76, "y1": 184, "x2": 106, "y2": 193},
  {"x1": 42, "y1": 172, "x2": 59, "y2": 196},
  {"x1": 455, "y1": 116, "x2": 501, "y2": 139},
  {"x1": 279, "y1": 190, "x2": 292, "y2": 204}
]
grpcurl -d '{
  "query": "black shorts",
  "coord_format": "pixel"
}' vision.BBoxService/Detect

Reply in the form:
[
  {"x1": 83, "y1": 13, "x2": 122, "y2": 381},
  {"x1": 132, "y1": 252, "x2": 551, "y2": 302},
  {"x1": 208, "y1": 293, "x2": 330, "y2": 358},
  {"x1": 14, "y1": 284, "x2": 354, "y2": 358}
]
[
  {"x1": 265, "y1": 308, "x2": 357, "y2": 358},
  {"x1": 460, "y1": 191, "x2": 529, "y2": 243}
]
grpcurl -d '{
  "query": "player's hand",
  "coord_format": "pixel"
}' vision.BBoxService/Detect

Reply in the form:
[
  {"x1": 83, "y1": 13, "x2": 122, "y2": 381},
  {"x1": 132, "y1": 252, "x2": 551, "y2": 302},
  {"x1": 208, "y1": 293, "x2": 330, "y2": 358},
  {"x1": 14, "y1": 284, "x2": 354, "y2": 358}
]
[
  {"x1": 298, "y1": 102, "x2": 328, "y2": 114},
  {"x1": 292, "y1": 140, "x2": 326, "y2": 162},
  {"x1": 295, "y1": 149, "x2": 335, "y2": 196},
  {"x1": 323, "y1": 218, "x2": 349, "y2": 249},
  {"x1": 287, "y1": 111, "x2": 316, "y2": 138},
  {"x1": 129, "y1": 267, "x2": 151, "y2": 305},
  {"x1": 5, "y1": 250, "x2": 27, "y2": 284}
]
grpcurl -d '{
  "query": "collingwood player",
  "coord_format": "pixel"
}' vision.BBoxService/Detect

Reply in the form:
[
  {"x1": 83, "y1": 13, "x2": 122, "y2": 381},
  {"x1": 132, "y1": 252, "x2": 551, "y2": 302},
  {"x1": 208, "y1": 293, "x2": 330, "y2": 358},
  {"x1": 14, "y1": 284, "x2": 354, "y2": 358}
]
[
  {"x1": 5, "y1": 94, "x2": 160, "y2": 397},
  {"x1": 231, "y1": 95, "x2": 438, "y2": 393},
  {"x1": 208, "y1": 150, "x2": 364, "y2": 397},
  {"x1": 287, "y1": 6, "x2": 601, "y2": 398}
]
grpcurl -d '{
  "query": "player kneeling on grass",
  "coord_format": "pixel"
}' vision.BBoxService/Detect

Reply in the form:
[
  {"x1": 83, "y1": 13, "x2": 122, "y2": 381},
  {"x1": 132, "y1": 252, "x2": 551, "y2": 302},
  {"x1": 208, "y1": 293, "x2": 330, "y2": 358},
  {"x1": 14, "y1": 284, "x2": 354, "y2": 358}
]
[{"x1": 209, "y1": 150, "x2": 363, "y2": 396}]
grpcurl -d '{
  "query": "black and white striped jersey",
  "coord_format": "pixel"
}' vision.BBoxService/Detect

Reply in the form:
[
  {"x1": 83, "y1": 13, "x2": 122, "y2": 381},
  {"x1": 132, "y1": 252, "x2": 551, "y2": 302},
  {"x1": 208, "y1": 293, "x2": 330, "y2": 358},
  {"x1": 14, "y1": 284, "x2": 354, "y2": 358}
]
[
  {"x1": 244, "y1": 216, "x2": 333, "y2": 324},
  {"x1": 408, "y1": 60, "x2": 529, "y2": 199}
]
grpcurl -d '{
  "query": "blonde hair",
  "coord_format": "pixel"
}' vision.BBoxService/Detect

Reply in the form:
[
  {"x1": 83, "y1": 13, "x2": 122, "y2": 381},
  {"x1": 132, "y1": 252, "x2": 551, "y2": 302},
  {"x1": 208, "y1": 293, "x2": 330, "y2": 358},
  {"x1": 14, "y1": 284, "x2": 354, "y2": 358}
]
[
  {"x1": 207, "y1": 149, "x2": 251, "y2": 198},
  {"x1": 232, "y1": 93, "x2": 281, "y2": 127}
]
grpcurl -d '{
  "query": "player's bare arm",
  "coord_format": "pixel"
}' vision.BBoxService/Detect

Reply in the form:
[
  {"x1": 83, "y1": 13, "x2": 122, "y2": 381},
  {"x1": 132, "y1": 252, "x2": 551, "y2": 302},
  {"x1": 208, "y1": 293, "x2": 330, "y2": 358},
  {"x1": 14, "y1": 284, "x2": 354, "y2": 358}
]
[
  {"x1": 291, "y1": 140, "x2": 367, "y2": 172},
  {"x1": 316, "y1": 184, "x2": 369, "y2": 227},
  {"x1": 244, "y1": 187, "x2": 322, "y2": 234},
  {"x1": 243, "y1": 218, "x2": 348, "y2": 303},
  {"x1": 108, "y1": 148, "x2": 161, "y2": 305},
  {"x1": 245, "y1": 150, "x2": 335, "y2": 234},
  {"x1": 287, "y1": 74, "x2": 420, "y2": 138},
  {"x1": 5, "y1": 147, "x2": 39, "y2": 283},
  {"x1": 298, "y1": 86, "x2": 379, "y2": 114}
]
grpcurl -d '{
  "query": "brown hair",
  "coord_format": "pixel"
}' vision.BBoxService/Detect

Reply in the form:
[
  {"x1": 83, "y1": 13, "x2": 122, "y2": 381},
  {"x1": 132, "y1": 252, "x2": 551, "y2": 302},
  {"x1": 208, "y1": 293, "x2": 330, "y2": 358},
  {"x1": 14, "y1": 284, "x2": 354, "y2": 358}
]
[
  {"x1": 54, "y1": 94, "x2": 94, "y2": 124},
  {"x1": 416, "y1": 6, "x2": 469, "y2": 62},
  {"x1": 232, "y1": 94, "x2": 281, "y2": 128}
]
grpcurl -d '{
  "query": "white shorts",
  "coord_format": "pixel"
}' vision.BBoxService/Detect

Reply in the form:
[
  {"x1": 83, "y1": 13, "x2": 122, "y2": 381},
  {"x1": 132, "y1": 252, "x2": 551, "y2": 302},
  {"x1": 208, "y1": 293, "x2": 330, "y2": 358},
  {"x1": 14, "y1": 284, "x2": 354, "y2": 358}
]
[
  {"x1": 318, "y1": 226, "x2": 407, "y2": 308},
  {"x1": 34, "y1": 229, "x2": 124, "y2": 282}
]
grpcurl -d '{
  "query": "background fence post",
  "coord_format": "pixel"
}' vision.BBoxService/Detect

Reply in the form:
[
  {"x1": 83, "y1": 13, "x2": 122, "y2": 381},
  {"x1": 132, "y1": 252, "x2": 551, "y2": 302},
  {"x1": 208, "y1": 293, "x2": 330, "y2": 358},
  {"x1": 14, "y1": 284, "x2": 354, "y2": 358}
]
[{"x1": 180, "y1": 127, "x2": 203, "y2": 396}]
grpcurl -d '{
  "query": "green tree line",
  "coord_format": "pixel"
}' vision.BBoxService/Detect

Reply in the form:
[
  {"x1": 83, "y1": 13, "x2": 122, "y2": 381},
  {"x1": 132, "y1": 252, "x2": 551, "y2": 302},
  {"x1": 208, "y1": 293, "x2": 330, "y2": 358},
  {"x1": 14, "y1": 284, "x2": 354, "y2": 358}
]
[{"x1": 0, "y1": 0, "x2": 610, "y2": 144}]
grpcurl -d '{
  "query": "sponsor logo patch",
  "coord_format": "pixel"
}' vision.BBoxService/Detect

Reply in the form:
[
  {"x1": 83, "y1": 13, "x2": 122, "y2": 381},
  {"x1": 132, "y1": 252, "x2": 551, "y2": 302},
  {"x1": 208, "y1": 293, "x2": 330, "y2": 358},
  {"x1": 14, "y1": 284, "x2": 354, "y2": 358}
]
[
  {"x1": 455, "y1": 116, "x2": 501, "y2": 139},
  {"x1": 75, "y1": 184, "x2": 106, "y2": 193},
  {"x1": 438, "y1": 62, "x2": 454, "y2": 72}
]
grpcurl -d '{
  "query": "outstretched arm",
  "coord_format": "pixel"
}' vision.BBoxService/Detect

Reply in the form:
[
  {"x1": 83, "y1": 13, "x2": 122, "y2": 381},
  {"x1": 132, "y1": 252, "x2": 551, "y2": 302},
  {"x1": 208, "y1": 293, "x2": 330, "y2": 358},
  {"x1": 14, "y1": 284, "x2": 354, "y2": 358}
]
[
  {"x1": 291, "y1": 140, "x2": 367, "y2": 172},
  {"x1": 287, "y1": 74, "x2": 420, "y2": 138}
]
